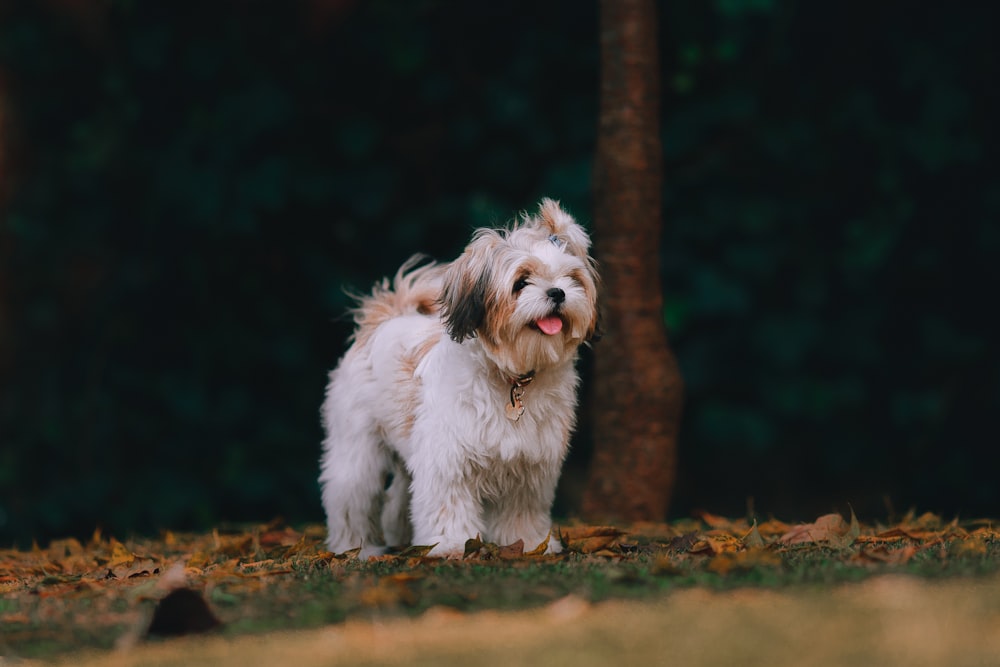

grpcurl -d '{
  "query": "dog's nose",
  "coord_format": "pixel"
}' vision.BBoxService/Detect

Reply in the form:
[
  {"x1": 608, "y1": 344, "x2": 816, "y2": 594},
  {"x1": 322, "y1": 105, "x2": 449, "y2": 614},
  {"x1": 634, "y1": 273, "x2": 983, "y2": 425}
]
[{"x1": 546, "y1": 287, "x2": 565, "y2": 304}]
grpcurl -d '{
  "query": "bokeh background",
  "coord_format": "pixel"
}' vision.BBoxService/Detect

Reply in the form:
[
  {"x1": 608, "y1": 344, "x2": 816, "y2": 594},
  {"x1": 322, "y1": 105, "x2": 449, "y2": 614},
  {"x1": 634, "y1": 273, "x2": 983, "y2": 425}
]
[{"x1": 2, "y1": 1, "x2": 998, "y2": 546}]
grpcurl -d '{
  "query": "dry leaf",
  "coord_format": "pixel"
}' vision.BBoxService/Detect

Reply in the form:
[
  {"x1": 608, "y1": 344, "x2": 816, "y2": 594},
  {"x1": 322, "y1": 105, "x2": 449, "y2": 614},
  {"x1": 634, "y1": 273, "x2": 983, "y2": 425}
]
[
  {"x1": 560, "y1": 526, "x2": 625, "y2": 554},
  {"x1": 695, "y1": 511, "x2": 739, "y2": 530},
  {"x1": 397, "y1": 544, "x2": 437, "y2": 558},
  {"x1": 742, "y1": 520, "x2": 765, "y2": 548},
  {"x1": 525, "y1": 535, "x2": 550, "y2": 557},
  {"x1": 778, "y1": 513, "x2": 850, "y2": 545},
  {"x1": 498, "y1": 539, "x2": 525, "y2": 559},
  {"x1": 755, "y1": 518, "x2": 793, "y2": 537},
  {"x1": 464, "y1": 536, "x2": 485, "y2": 558},
  {"x1": 690, "y1": 534, "x2": 743, "y2": 555},
  {"x1": 107, "y1": 539, "x2": 137, "y2": 568}
]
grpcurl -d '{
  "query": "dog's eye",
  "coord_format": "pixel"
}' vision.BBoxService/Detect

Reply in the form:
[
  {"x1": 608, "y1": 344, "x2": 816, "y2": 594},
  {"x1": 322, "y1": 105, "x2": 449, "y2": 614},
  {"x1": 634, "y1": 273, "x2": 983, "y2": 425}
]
[{"x1": 513, "y1": 277, "x2": 530, "y2": 293}]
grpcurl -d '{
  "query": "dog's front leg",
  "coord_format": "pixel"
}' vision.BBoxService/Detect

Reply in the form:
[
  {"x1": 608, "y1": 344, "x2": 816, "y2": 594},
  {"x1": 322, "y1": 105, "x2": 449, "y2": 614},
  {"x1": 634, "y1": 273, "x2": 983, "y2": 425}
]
[{"x1": 408, "y1": 470, "x2": 483, "y2": 559}]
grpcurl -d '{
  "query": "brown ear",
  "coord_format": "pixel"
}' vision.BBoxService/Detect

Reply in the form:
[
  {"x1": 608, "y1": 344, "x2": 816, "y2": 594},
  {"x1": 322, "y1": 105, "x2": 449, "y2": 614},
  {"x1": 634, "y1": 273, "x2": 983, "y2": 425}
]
[
  {"x1": 531, "y1": 198, "x2": 593, "y2": 260},
  {"x1": 439, "y1": 230, "x2": 498, "y2": 343}
]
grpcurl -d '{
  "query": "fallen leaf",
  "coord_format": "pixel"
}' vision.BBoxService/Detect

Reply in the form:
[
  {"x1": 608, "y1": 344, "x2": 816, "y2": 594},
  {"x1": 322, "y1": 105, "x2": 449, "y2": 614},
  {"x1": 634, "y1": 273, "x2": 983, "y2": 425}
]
[
  {"x1": 778, "y1": 513, "x2": 850, "y2": 546},
  {"x1": 695, "y1": 511, "x2": 741, "y2": 531},
  {"x1": 398, "y1": 544, "x2": 437, "y2": 558},
  {"x1": 755, "y1": 519, "x2": 793, "y2": 538},
  {"x1": 690, "y1": 534, "x2": 743, "y2": 556},
  {"x1": 742, "y1": 520, "x2": 765, "y2": 548},
  {"x1": 498, "y1": 539, "x2": 525, "y2": 559},
  {"x1": 212, "y1": 531, "x2": 254, "y2": 558},
  {"x1": 107, "y1": 538, "x2": 136, "y2": 568},
  {"x1": 525, "y1": 535, "x2": 550, "y2": 557},
  {"x1": 560, "y1": 526, "x2": 625, "y2": 554},
  {"x1": 464, "y1": 536, "x2": 485, "y2": 558},
  {"x1": 48, "y1": 538, "x2": 85, "y2": 561}
]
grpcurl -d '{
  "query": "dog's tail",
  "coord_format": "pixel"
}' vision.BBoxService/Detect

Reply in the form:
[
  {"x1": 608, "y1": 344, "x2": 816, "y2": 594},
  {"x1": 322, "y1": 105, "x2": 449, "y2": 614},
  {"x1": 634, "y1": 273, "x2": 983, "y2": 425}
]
[{"x1": 349, "y1": 255, "x2": 444, "y2": 343}]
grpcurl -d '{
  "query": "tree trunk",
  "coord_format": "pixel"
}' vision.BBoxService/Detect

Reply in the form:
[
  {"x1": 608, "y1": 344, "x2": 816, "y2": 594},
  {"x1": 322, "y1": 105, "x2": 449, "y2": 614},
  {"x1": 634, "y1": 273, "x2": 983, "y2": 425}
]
[{"x1": 582, "y1": 0, "x2": 684, "y2": 522}]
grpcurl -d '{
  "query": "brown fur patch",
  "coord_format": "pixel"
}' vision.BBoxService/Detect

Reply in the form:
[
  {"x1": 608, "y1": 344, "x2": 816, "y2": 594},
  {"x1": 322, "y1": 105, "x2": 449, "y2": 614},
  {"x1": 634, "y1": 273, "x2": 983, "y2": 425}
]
[
  {"x1": 351, "y1": 259, "x2": 444, "y2": 347},
  {"x1": 394, "y1": 334, "x2": 440, "y2": 439}
]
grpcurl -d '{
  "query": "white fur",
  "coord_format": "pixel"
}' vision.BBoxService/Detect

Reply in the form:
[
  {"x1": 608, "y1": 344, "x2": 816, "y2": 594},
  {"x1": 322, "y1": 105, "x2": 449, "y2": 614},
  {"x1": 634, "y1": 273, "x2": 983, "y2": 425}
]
[{"x1": 319, "y1": 199, "x2": 598, "y2": 558}]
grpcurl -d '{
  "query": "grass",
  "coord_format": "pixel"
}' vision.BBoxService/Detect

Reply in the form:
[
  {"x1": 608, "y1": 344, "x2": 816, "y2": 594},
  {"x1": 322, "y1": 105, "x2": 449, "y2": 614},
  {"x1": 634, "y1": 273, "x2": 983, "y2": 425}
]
[{"x1": 2, "y1": 513, "x2": 999, "y2": 661}]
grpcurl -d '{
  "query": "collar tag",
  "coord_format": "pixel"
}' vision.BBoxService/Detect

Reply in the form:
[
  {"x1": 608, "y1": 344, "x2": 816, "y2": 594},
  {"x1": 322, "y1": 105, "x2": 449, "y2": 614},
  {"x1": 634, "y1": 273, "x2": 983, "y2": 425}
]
[{"x1": 505, "y1": 371, "x2": 535, "y2": 422}]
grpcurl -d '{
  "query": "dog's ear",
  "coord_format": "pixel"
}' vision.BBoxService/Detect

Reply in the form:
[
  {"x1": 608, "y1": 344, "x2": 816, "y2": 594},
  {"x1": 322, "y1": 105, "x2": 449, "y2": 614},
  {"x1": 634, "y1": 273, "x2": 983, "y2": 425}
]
[
  {"x1": 440, "y1": 230, "x2": 497, "y2": 343},
  {"x1": 530, "y1": 198, "x2": 592, "y2": 261}
]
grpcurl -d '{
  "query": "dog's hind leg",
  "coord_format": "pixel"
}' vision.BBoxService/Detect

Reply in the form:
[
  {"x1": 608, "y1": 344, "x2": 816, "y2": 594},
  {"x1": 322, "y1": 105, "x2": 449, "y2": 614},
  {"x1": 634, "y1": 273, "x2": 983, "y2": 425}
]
[
  {"x1": 319, "y1": 435, "x2": 388, "y2": 555},
  {"x1": 381, "y1": 456, "x2": 412, "y2": 548},
  {"x1": 319, "y1": 377, "x2": 389, "y2": 555}
]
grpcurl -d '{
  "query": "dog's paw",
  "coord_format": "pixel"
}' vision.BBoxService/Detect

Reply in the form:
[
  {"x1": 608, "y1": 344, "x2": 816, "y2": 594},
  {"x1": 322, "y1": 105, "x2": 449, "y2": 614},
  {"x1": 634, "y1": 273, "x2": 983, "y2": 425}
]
[{"x1": 360, "y1": 544, "x2": 390, "y2": 559}]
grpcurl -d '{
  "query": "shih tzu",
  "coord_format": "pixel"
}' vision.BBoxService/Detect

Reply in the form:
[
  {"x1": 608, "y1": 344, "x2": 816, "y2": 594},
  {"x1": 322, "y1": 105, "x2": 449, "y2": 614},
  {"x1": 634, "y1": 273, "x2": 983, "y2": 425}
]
[{"x1": 319, "y1": 199, "x2": 599, "y2": 557}]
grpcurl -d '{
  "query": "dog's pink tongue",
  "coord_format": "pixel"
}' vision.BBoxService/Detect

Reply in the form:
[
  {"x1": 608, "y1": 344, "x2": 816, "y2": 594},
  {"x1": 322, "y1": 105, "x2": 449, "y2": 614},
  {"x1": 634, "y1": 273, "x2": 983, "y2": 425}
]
[{"x1": 536, "y1": 316, "x2": 563, "y2": 335}]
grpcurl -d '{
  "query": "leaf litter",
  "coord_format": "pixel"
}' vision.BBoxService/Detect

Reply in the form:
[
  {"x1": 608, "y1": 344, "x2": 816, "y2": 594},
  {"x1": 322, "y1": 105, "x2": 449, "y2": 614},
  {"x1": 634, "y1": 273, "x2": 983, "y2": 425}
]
[{"x1": 2, "y1": 512, "x2": 999, "y2": 659}]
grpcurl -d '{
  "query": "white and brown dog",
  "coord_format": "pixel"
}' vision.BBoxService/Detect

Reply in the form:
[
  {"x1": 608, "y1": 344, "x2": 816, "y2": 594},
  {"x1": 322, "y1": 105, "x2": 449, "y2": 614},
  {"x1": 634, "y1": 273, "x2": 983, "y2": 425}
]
[{"x1": 319, "y1": 199, "x2": 599, "y2": 557}]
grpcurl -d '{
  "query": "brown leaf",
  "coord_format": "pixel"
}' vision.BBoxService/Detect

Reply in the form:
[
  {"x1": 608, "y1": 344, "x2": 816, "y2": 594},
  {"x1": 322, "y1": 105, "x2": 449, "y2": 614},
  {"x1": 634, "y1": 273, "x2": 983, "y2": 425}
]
[
  {"x1": 778, "y1": 513, "x2": 850, "y2": 545},
  {"x1": 690, "y1": 534, "x2": 743, "y2": 556},
  {"x1": 397, "y1": 544, "x2": 437, "y2": 558},
  {"x1": 107, "y1": 539, "x2": 137, "y2": 568},
  {"x1": 525, "y1": 535, "x2": 550, "y2": 557},
  {"x1": 741, "y1": 520, "x2": 765, "y2": 549},
  {"x1": 695, "y1": 511, "x2": 740, "y2": 530},
  {"x1": 755, "y1": 519, "x2": 793, "y2": 538},
  {"x1": 48, "y1": 538, "x2": 85, "y2": 561},
  {"x1": 560, "y1": 526, "x2": 625, "y2": 554},
  {"x1": 98, "y1": 555, "x2": 159, "y2": 581},
  {"x1": 212, "y1": 530, "x2": 254, "y2": 558},
  {"x1": 498, "y1": 539, "x2": 525, "y2": 559},
  {"x1": 464, "y1": 536, "x2": 485, "y2": 558},
  {"x1": 258, "y1": 528, "x2": 303, "y2": 549}
]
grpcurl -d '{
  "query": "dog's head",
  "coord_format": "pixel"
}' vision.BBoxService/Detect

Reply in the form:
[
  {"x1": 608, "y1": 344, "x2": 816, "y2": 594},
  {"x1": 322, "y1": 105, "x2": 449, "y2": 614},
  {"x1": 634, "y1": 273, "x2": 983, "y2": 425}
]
[{"x1": 440, "y1": 199, "x2": 600, "y2": 376}]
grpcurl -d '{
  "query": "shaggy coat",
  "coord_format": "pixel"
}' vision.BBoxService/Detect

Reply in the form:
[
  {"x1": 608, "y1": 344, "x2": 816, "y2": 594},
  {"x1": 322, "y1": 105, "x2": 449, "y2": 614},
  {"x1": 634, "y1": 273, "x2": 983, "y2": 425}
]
[{"x1": 319, "y1": 199, "x2": 599, "y2": 557}]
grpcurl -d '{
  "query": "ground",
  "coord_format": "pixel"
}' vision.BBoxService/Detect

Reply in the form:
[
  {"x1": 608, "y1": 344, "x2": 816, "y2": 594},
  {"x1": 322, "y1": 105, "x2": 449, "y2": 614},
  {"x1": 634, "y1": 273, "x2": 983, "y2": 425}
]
[{"x1": 3, "y1": 512, "x2": 999, "y2": 665}]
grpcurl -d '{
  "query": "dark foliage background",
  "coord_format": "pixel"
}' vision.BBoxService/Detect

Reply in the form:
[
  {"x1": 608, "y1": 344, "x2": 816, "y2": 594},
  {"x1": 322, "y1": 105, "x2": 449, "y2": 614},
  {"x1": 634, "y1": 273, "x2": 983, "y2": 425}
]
[{"x1": 1, "y1": 0, "x2": 997, "y2": 545}]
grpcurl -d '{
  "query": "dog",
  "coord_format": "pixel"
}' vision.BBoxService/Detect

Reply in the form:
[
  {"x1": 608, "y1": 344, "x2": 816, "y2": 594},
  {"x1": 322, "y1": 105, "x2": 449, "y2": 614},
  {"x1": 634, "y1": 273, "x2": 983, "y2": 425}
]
[{"x1": 319, "y1": 199, "x2": 599, "y2": 557}]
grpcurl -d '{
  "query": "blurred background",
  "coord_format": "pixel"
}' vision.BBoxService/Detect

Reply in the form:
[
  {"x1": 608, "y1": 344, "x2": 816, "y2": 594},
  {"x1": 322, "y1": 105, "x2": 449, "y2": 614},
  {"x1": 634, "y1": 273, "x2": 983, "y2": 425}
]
[{"x1": 1, "y1": 1, "x2": 997, "y2": 546}]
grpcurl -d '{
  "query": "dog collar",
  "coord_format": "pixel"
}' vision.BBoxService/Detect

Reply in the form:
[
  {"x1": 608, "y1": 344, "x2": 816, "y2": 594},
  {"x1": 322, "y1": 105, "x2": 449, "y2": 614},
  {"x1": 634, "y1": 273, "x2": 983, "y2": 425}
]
[{"x1": 505, "y1": 371, "x2": 535, "y2": 422}]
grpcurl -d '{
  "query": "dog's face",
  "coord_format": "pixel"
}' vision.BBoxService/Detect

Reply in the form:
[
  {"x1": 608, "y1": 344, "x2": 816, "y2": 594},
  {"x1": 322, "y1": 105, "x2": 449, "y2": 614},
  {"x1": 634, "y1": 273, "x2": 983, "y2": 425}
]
[{"x1": 441, "y1": 199, "x2": 599, "y2": 377}]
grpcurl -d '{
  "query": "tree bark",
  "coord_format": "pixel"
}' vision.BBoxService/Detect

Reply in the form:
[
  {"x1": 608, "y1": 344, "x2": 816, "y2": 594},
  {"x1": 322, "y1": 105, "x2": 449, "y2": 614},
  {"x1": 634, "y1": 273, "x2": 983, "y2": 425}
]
[{"x1": 582, "y1": 0, "x2": 684, "y2": 521}]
